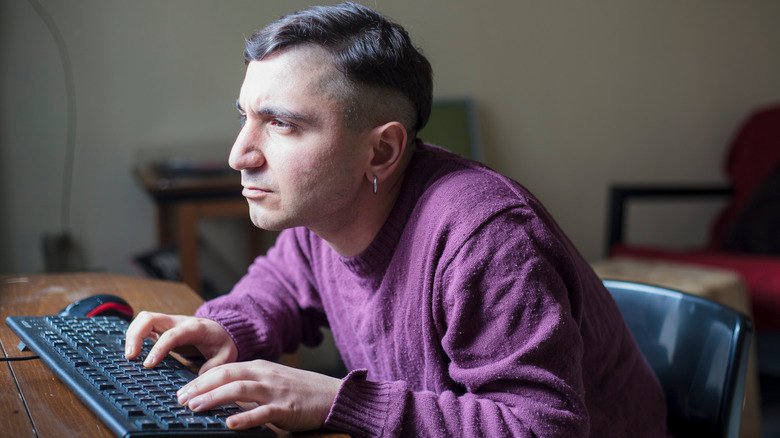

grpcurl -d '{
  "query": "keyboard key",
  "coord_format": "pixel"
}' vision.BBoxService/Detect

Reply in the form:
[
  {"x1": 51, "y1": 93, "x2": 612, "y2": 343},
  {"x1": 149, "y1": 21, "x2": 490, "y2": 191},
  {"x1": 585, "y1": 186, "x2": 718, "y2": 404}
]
[
  {"x1": 165, "y1": 420, "x2": 185, "y2": 429},
  {"x1": 134, "y1": 418, "x2": 159, "y2": 430},
  {"x1": 126, "y1": 408, "x2": 145, "y2": 418},
  {"x1": 180, "y1": 416, "x2": 205, "y2": 429}
]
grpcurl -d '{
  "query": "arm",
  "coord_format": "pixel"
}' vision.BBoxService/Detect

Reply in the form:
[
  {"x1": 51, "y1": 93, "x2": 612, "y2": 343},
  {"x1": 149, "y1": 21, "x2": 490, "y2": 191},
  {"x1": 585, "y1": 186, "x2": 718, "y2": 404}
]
[
  {"x1": 326, "y1": 210, "x2": 590, "y2": 437},
  {"x1": 125, "y1": 228, "x2": 325, "y2": 371},
  {"x1": 195, "y1": 227, "x2": 326, "y2": 361}
]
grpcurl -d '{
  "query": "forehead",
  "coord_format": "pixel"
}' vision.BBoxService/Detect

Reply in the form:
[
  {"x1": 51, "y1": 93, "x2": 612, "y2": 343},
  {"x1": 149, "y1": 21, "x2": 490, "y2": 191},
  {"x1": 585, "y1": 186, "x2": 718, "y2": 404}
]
[{"x1": 240, "y1": 46, "x2": 345, "y2": 109}]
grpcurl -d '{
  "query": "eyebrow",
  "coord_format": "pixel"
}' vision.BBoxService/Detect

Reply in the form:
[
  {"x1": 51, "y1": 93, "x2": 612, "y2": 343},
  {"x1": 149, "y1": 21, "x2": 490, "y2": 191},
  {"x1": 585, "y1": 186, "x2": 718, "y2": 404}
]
[{"x1": 235, "y1": 99, "x2": 318, "y2": 127}]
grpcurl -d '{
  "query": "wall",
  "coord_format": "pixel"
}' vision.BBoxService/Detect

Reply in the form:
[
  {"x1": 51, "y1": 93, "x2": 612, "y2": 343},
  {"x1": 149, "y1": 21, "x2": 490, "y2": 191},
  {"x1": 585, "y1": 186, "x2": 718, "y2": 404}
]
[{"x1": 2, "y1": 0, "x2": 780, "y2": 278}]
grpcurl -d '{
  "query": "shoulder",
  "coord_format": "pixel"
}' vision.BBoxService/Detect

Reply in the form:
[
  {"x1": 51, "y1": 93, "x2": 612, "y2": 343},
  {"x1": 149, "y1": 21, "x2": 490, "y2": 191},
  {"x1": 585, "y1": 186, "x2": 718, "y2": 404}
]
[{"x1": 407, "y1": 143, "x2": 559, "y2": 244}]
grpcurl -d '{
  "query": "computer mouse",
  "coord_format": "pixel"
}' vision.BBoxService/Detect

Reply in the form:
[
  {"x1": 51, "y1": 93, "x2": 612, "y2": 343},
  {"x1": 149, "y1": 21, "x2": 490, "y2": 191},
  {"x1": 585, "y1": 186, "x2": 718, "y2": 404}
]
[{"x1": 59, "y1": 294, "x2": 134, "y2": 321}]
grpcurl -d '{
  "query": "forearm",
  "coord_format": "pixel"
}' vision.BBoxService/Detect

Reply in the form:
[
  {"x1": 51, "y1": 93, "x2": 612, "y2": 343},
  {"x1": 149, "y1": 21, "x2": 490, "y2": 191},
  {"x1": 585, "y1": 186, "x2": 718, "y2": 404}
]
[
  {"x1": 195, "y1": 228, "x2": 324, "y2": 361},
  {"x1": 324, "y1": 370, "x2": 588, "y2": 438}
]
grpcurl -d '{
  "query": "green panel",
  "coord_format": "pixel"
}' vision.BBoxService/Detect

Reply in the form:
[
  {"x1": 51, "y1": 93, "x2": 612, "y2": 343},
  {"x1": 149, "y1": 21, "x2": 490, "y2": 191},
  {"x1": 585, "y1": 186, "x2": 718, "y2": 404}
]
[{"x1": 418, "y1": 99, "x2": 478, "y2": 160}]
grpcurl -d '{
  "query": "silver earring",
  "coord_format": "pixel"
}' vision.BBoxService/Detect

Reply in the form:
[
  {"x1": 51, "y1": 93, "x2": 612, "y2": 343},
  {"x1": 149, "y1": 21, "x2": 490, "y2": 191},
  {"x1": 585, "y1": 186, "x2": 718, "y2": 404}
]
[{"x1": 373, "y1": 176, "x2": 378, "y2": 194}]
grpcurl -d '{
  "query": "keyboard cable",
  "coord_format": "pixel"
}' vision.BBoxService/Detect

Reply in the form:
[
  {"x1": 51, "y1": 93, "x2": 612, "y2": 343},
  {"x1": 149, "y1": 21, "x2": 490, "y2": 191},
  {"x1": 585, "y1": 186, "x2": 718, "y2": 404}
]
[
  {"x1": 0, "y1": 356, "x2": 40, "y2": 362},
  {"x1": 2, "y1": 342, "x2": 40, "y2": 361}
]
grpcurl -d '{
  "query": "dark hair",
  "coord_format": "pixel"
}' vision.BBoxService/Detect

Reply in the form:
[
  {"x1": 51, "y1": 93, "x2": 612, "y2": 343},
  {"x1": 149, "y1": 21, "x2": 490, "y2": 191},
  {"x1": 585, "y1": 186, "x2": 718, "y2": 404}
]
[{"x1": 244, "y1": 2, "x2": 433, "y2": 133}]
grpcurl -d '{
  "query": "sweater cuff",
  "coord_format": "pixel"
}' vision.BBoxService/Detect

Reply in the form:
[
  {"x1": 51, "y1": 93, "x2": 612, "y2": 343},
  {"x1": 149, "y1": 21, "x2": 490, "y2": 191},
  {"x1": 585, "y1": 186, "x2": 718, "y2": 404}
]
[
  {"x1": 195, "y1": 308, "x2": 265, "y2": 361},
  {"x1": 323, "y1": 369, "x2": 406, "y2": 437}
]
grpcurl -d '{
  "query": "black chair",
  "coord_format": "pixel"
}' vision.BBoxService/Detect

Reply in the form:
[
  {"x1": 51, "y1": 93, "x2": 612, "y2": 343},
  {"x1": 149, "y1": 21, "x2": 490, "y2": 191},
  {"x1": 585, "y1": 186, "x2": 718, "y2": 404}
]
[{"x1": 603, "y1": 279, "x2": 752, "y2": 437}]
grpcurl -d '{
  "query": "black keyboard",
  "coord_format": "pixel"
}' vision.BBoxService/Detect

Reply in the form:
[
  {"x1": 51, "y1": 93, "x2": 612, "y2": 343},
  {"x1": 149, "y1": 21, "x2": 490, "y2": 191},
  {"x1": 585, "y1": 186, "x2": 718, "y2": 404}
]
[{"x1": 6, "y1": 315, "x2": 274, "y2": 437}]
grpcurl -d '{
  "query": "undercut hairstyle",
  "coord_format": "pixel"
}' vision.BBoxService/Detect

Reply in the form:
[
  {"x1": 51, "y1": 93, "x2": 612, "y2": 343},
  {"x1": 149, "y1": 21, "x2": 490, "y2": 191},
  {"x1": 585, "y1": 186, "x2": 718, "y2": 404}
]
[{"x1": 244, "y1": 2, "x2": 433, "y2": 136}]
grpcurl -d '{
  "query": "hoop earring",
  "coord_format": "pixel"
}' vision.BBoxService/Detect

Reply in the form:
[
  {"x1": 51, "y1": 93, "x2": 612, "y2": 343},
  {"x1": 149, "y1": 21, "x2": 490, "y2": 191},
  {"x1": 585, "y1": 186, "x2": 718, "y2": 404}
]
[{"x1": 373, "y1": 176, "x2": 378, "y2": 194}]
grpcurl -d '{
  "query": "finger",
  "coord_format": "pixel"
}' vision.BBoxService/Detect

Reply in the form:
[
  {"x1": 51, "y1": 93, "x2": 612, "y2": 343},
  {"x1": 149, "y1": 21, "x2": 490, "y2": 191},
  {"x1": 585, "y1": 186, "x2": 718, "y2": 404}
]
[
  {"x1": 179, "y1": 364, "x2": 238, "y2": 402},
  {"x1": 179, "y1": 364, "x2": 261, "y2": 404},
  {"x1": 226, "y1": 405, "x2": 278, "y2": 430},
  {"x1": 186, "y1": 380, "x2": 268, "y2": 413},
  {"x1": 124, "y1": 311, "x2": 172, "y2": 359},
  {"x1": 143, "y1": 320, "x2": 203, "y2": 368}
]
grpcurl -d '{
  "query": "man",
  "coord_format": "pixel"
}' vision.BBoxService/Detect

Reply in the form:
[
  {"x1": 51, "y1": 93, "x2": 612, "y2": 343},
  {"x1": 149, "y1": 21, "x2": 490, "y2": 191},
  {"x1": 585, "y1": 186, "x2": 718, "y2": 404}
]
[{"x1": 125, "y1": 2, "x2": 667, "y2": 436}]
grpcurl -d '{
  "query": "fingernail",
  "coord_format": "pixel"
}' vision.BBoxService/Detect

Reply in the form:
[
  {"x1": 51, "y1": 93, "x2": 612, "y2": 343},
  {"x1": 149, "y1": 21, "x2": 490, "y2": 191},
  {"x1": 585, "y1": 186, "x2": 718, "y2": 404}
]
[
  {"x1": 188, "y1": 397, "x2": 201, "y2": 411},
  {"x1": 143, "y1": 354, "x2": 156, "y2": 367},
  {"x1": 226, "y1": 417, "x2": 239, "y2": 429},
  {"x1": 178, "y1": 388, "x2": 191, "y2": 405}
]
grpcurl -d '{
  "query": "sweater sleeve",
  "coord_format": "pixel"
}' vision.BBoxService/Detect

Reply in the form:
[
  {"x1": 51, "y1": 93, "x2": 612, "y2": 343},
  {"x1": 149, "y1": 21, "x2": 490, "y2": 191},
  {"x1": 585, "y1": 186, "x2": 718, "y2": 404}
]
[
  {"x1": 324, "y1": 209, "x2": 590, "y2": 437},
  {"x1": 195, "y1": 228, "x2": 326, "y2": 361}
]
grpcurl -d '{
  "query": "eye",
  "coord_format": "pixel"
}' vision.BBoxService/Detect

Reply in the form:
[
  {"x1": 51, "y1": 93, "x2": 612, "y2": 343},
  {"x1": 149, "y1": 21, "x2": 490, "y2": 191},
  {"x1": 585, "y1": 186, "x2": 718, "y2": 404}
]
[
  {"x1": 269, "y1": 118, "x2": 294, "y2": 131},
  {"x1": 235, "y1": 100, "x2": 247, "y2": 127}
]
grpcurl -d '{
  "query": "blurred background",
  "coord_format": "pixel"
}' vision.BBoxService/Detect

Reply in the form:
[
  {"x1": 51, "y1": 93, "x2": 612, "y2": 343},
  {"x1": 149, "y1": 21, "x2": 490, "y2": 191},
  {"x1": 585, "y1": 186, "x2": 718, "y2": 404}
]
[
  {"x1": 3, "y1": 0, "x2": 779, "y2": 281},
  {"x1": 3, "y1": 1, "x2": 780, "y2": 435}
]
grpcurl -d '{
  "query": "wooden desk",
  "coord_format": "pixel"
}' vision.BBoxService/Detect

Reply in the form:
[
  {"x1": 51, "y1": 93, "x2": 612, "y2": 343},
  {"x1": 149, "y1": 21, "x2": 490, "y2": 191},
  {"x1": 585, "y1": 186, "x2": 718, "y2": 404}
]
[
  {"x1": 135, "y1": 165, "x2": 264, "y2": 294},
  {"x1": 0, "y1": 273, "x2": 344, "y2": 438}
]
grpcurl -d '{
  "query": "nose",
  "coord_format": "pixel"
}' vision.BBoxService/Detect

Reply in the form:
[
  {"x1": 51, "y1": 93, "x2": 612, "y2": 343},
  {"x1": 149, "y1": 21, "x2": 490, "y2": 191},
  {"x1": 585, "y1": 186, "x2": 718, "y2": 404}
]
[{"x1": 228, "y1": 125, "x2": 265, "y2": 171}]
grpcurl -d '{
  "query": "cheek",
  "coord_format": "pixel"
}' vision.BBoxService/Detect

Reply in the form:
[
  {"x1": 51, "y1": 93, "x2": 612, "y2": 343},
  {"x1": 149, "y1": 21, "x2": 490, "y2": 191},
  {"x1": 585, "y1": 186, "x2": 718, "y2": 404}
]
[
  {"x1": 283, "y1": 154, "x2": 324, "y2": 192},
  {"x1": 274, "y1": 134, "x2": 360, "y2": 197}
]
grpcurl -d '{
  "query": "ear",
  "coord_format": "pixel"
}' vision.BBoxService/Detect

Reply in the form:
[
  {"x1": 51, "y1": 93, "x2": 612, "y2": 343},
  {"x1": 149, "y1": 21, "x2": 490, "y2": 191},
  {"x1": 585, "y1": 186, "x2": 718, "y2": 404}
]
[{"x1": 365, "y1": 121, "x2": 408, "y2": 189}]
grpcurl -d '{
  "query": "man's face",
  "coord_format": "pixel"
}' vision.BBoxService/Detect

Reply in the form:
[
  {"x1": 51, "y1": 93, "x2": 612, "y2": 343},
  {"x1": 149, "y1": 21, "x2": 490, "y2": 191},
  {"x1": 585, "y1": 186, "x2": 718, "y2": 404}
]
[{"x1": 230, "y1": 46, "x2": 370, "y2": 235}]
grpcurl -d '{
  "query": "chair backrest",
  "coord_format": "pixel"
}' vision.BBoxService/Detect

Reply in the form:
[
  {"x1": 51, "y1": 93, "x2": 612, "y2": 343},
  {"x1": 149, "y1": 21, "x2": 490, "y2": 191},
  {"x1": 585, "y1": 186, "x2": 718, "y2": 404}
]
[{"x1": 603, "y1": 279, "x2": 752, "y2": 437}]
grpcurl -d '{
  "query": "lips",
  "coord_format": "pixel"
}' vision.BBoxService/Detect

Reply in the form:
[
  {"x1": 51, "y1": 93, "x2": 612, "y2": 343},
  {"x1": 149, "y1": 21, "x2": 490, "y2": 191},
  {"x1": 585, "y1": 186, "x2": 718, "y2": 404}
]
[{"x1": 242, "y1": 185, "x2": 272, "y2": 199}]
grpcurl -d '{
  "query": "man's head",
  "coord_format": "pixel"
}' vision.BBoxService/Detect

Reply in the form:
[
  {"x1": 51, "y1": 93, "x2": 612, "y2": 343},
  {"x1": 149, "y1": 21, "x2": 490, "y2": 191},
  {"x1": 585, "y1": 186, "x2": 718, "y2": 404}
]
[
  {"x1": 231, "y1": 3, "x2": 431, "y2": 252},
  {"x1": 243, "y1": 2, "x2": 433, "y2": 138}
]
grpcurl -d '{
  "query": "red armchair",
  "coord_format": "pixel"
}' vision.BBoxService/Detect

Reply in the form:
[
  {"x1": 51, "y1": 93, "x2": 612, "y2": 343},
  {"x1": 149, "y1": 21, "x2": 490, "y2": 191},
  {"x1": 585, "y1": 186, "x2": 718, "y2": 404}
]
[{"x1": 607, "y1": 104, "x2": 780, "y2": 330}]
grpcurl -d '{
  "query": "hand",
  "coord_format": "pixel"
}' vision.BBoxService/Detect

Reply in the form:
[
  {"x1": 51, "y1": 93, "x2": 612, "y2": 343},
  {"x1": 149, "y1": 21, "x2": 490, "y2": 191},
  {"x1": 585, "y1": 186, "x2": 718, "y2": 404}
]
[
  {"x1": 176, "y1": 360, "x2": 341, "y2": 432},
  {"x1": 124, "y1": 311, "x2": 238, "y2": 374}
]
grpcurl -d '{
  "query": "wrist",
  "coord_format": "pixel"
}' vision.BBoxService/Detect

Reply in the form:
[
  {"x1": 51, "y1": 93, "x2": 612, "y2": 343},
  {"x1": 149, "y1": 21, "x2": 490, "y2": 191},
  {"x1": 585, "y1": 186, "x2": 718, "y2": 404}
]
[{"x1": 319, "y1": 375, "x2": 342, "y2": 426}]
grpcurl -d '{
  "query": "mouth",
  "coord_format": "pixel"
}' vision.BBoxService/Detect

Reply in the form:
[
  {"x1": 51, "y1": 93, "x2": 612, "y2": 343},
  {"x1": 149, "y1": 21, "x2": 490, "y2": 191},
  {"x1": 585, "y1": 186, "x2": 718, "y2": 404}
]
[{"x1": 242, "y1": 186, "x2": 272, "y2": 199}]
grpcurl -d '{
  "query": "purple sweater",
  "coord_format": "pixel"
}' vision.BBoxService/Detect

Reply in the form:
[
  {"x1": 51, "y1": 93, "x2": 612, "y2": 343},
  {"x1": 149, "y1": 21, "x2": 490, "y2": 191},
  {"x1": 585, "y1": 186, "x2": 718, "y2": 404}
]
[{"x1": 196, "y1": 143, "x2": 667, "y2": 437}]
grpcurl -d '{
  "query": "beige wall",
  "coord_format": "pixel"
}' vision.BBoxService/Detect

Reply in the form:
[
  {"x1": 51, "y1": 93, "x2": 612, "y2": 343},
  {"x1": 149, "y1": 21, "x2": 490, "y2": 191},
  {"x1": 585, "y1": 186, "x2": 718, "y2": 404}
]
[{"x1": 2, "y1": 0, "x2": 780, "y2": 277}]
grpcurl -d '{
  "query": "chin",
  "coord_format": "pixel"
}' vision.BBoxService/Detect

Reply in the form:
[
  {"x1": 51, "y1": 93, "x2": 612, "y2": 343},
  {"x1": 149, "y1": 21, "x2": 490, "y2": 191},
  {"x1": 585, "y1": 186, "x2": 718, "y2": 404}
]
[{"x1": 248, "y1": 208, "x2": 292, "y2": 232}]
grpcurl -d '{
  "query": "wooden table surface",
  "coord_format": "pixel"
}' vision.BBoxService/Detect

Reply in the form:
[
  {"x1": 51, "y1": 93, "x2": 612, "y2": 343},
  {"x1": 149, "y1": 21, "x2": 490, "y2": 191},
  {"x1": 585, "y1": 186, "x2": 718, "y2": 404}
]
[{"x1": 0, "y1": 273, "x2": 345, "y2": 437}]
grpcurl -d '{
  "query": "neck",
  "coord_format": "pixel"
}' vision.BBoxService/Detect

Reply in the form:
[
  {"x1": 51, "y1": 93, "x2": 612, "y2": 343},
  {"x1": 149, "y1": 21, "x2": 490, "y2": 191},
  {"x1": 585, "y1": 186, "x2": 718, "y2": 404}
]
[{"x1": 316, "y1": 171, "x2": 405, "y2": 257}]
